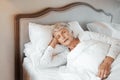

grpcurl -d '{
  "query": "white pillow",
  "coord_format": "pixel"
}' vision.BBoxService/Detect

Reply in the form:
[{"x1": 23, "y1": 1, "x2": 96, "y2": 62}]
[
  {"x1": 111, "y1": 23, "x2": 120, "y2": 40},
  {"x1": 68, "y1": 21, "x2": 84, "y2": 38},
  {"x1": 86, "y1": 22, "x2": 112, "y2": 36},
  {"x1": 24, "y1": 42, "x2": 66, "y2": 58},
  {"x1": 29, "y1": 22, "x2": 54, "y2": 50},
  {"x1": 87, "y1": 22, "x2": 120, "y2": 40}
]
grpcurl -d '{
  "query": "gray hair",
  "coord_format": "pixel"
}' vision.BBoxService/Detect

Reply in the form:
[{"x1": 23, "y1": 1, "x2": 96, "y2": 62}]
[{"x1": 53, "y1": 22, "x2": 72, "y2": 34}]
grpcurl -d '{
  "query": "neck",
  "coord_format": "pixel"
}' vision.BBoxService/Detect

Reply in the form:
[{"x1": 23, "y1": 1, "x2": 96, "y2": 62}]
[{"x1": 67, "y1": 38, "x2": 80, "y2": 50}]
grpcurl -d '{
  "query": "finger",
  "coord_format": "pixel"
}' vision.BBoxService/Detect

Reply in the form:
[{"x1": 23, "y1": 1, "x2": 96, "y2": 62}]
[
  {"x1": 97, "y1": 69, "x2": 101, "y2": 77},
  {"x1": 107, "y1": 71, "x2": 110, "y2": 75},
  {"x1": 104, "y1": 70, "x2": 108, "y2": 78},
  {"x1": 106, "y1": 70, "x2": 111, "y2": 78},
  {"x1": 98, "y1": 69, "x2": 102, "y2": 78},
  {"x1": 100, "y1": 69, "x2": 105, "y2": 79},
  {"x1": 105, "y1": 68, "x2": 110, "y2": 77}
]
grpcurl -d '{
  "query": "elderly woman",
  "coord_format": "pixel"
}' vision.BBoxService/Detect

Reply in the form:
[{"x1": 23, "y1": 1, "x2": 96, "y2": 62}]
[{"x1": 40, "y1": 23, "x2": 120, "y2": 79}]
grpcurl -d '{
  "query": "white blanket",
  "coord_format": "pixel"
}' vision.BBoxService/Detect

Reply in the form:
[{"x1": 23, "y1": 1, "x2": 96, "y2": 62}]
[
  {"x1": 23, "y1": 40, "x2": 120, "y2": 80},
  {"x1": 59, "y1": 40, "x2": 111, "y2": 80}
]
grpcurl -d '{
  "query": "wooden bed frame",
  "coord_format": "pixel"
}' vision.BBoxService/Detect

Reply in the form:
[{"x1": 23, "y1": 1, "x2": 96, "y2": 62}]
[{"x1": 14, "y1": 2, "x2": 113, "y2": 80}]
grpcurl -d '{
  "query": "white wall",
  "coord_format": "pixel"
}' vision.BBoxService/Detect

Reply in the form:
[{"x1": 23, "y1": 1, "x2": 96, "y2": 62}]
[{"x1": 0, "y1": 0, "x2": 120, "y2": 80}]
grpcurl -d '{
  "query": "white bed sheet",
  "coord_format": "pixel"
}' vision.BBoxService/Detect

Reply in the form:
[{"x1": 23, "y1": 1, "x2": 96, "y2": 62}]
[{"x1": 23, "y1": 54, "x2": 120, "y2": 80}]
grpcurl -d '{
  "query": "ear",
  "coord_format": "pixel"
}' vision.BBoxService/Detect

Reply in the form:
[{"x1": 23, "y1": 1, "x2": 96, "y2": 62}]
[
  {"x1": 71, "y1": 31, "x2": 73, "y2": 34},
  {"x1": 70, "y1": 31, "x2": 74, "y2": 36},
  {"x1": 71, "y1": 31, "x2": 76, "y2": 38}
]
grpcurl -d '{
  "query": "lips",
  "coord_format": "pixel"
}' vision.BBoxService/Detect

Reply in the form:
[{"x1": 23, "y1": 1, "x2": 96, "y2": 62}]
[{"x1": 64, "y1": 38, "x2": 68, "y2": 42}]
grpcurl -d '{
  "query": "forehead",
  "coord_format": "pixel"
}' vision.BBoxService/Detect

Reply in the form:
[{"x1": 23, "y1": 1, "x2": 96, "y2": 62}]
[
  {"x1": 59, "y1": 28, "x2": 68, "y2": 31},
  {"x1": 54, "y1": 28, "x2": 68, "y2": 35}
]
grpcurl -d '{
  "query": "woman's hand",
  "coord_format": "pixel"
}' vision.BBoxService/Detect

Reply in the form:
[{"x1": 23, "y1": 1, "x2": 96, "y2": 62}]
[
  {"x1": 49, "y1": 38, "x2": 58, "y2": 48},
  {"x1": 97, "y1": 56, "x2": 114, "y2": 79}
]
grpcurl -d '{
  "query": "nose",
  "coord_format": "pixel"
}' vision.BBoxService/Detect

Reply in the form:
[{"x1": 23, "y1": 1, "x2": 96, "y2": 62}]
[
  {"x1": 58, "y1": 34, "x2": 65, "y2": 42},
  {"x1": 61, "y1": 34, "x2": 66, "y2": 39}
]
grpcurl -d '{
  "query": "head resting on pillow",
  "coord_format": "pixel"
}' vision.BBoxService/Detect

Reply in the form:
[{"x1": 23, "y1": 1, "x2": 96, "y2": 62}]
[{"x1": 52, "y1": 22, "x2": 76, "y2": 47}]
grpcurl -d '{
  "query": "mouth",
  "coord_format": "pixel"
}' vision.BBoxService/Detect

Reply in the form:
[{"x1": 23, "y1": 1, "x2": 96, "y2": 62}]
[{"x1": 64, "y1": 38, "x2": 68, "y2": 43}]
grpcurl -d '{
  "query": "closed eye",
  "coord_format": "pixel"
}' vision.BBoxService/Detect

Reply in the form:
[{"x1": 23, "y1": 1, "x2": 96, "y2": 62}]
[{"x1": 62, "y1": 30, "x2": 66, "y2": 33}]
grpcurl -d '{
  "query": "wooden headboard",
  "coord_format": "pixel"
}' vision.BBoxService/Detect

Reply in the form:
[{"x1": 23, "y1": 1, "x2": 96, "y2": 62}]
[{"x1": 14, "y1": 2, "x2": 113, "y2": 80}]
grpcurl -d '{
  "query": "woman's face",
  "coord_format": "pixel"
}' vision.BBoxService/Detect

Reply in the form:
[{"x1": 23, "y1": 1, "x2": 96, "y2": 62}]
[{"x1": 54, "y1": 28, "x2": 73, "y2": 46}]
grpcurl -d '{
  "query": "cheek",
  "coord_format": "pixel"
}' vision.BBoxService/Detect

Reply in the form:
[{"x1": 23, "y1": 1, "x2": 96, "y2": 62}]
[
  {"x1": 67, "y1": 33, "x2": 73, "y2": 39},
  {"x1": 65, "y1": 33, "x2": 71, "y2": 37},
  {"x1": 58, "y1": 38, "x2": 63, "y2": 43}
]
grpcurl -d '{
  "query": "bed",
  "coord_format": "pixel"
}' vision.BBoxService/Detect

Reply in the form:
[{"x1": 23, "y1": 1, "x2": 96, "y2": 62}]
[{"x1": 14, "y1": 2, "x2": 120, "y2": 80}]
